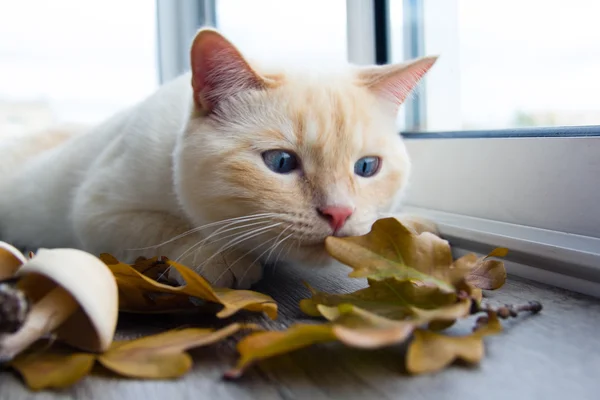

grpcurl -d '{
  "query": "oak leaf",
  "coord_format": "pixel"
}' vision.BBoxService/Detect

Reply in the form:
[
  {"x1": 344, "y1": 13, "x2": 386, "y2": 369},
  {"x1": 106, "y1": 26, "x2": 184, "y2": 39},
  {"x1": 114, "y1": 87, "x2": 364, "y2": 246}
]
[
  {"x1": 324, "y1": 218, "x2": 457, "y2": 292},
  {"x1": 406, "y1": 312, "x2": 503, "y2": 374},
  {"x1": 451, "y1": 248, "x2": 508, "y2": 290},
  {"x1": 100, "y1": 255, "x2": 277, "y2": 319},
  {"x1": 228, "y1": 300, "x2": 471, "y2": 377},
  {"x1": 300, "y1": 280, "x2": 459, "y2": 320}
]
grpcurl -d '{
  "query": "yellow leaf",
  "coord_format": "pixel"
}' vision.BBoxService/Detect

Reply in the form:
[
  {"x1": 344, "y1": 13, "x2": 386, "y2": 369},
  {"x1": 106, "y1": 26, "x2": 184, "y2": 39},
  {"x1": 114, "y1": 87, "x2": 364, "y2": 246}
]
[
  {"x1": 325, "y1": 218, "x2": 456, "y2": 292},
  {"x1": 406, "y1": 312, "x2": 503, "y2": 374},
  {"x1": 10, "y1": 341, "x2": 96, "y2": 391},
  {"x1": 326, "y1": 304, "x2": 418, "y2": 348},
  {"x1": 99, "y1": 323, "x2": 254, "y2": 379},
  {"x1": 300, "y1": 280, "x2": 456, "y2": 320},
  {"x1": 229, "y1": 300, "x2": 472, "y2": 377},
  {"x1": 451, "y1": 248, "x2": 508, "y2": 290},
  {"x1": 100, "y1": 254, "x2": 277, "y2": 319},
  {"x1": 226, "y1": 324, "x2": 337, "y2": 379}
]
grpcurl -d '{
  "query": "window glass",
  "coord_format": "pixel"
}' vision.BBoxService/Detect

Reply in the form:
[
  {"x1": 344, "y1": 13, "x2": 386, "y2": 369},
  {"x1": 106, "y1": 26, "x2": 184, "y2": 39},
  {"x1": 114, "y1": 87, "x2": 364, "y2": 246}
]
[
  {"x1": 216, "y1": 0, "x2": 347, "y2": 64},
  {"x1": 391, "y1": 0, "x2": 600, "y2": 131},
  {"x1": 0, "y1": 0, "x2": 158, "y2": 137}
]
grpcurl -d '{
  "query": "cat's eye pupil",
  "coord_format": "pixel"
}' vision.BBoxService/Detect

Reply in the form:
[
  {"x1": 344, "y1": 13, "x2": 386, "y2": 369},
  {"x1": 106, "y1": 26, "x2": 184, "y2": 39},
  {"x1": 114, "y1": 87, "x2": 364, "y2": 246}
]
[
  {"x1": 262, "y1": 150, "x2": 299, "y2": 174},
  {"x1": 354, "y1": 156, "x2": 380, "y2": 177}
]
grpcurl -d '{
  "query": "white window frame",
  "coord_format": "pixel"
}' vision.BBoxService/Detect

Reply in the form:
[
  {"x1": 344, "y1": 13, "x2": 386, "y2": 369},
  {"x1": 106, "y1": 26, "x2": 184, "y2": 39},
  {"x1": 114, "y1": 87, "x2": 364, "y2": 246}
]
[
  {"x1": 156, "y1": 0, "x2": 216, "y2": 83},
  {"x1": 347, "y1": 0, "x2": 600, "y2": 298}
]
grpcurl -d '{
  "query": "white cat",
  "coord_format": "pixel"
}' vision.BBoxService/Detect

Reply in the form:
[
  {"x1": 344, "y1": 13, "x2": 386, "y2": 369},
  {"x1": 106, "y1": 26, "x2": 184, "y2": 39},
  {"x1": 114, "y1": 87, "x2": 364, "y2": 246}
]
[{"x1": 0, "y1": 28, "x2": 437, "y2": 288}]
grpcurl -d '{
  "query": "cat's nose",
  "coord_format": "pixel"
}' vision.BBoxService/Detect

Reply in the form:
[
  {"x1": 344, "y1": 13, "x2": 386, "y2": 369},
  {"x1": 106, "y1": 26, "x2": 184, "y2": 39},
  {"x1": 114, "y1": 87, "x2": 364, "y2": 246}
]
[{"x1": 317, "y1": 206, "x2": 354, "y2": 233}]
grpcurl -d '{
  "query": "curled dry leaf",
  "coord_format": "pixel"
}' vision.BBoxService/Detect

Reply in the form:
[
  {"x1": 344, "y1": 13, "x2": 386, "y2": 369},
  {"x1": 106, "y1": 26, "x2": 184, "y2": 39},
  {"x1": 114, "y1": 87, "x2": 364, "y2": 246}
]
[
  {"x1": 451, "y1": 248, "x2": 508, "y2": 290},
  {"x1": 1, "y1": 248, "x2": 118, "y2": 362},
  {"x1": 225, "y1": 324, "x2": 337, "y2": 379},
  {"x1": 10, "y1": 341, "x2": 96, "y2": 391},
  {"x1": 99, "y1": 323, "x2": 258, "y2": 379},
  {"x1": 406, "y1": 312, "x2": 503, "y2": 374},
  {"x1": 100, "y1": 254, "x2": 277, "y2": 319}
]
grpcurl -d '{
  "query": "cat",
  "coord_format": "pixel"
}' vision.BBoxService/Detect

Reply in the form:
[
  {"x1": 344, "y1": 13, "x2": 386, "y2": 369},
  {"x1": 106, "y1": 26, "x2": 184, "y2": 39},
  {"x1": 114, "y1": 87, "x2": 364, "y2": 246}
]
[{"x1": 0, "y1": 28, "x2": 437, "y2": 288}]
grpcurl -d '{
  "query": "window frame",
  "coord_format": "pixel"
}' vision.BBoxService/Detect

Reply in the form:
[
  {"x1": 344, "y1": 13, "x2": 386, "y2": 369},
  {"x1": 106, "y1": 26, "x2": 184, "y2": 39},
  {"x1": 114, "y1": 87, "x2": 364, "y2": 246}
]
[{"x1": 347, "y1": 0, "x2": 600, "y2": 297}]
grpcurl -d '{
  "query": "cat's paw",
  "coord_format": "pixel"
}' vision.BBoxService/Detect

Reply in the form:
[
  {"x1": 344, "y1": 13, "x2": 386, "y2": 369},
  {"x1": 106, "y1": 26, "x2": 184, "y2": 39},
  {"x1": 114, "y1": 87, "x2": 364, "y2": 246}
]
[
  {"x1": 230, "y1": 260, "x2": 263, "y2": 289},
  {"x1": 183, "y1": 250, "x2": 263, "y2": 289}
]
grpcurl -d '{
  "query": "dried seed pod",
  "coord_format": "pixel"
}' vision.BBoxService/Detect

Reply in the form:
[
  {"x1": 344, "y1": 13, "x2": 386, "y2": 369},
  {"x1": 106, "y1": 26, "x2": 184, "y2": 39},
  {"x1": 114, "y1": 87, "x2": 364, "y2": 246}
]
[{"x1": 0, "y1": 248, "x2": 118, "y2": 362}]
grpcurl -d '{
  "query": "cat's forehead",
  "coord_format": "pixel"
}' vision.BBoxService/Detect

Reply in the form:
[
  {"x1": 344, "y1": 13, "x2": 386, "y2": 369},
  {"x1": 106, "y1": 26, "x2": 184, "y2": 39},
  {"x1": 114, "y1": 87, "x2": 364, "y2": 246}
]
[{"x1": 274, "y1": 79, "x2": 381, "y2": 154}]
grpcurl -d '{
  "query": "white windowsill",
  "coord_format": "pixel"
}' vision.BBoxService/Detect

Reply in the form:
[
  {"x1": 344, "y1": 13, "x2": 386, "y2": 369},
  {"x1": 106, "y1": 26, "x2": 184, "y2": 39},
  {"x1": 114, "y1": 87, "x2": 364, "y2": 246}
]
[{"x1": 402, "y1": 206, "x2": 600, "y2": 298}]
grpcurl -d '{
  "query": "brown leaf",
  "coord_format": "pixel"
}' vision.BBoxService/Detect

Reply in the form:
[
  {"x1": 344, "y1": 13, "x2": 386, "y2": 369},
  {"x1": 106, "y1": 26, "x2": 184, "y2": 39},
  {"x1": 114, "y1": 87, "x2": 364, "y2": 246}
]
[
  {"x1": 10, "y1": 341, "x2": 96, "y2": 391},
  {"x1": 229, "y1": 300, "x2": 472, "y2": 377},
  {"x1": 406, "y1": 312, "x2": 503, "y2": 374},
  {"x1": 452, "y1": 248, "x2": 508, "y2": 290},
  {"x1": 225, "y1": 324, "x2": 337, "y2": 379},
  {"x1": 99, "y1": 324, "x2": 255, "y2": 379},
  {"x1": 324, "y1": 218, "x2": 456, "y2": 292},
  {"x1": 300, "y1": 280, "x2": 457, "y2": 320},
  {"x1": 100, "y1": 254, "x2": 277, "y2": 319}
]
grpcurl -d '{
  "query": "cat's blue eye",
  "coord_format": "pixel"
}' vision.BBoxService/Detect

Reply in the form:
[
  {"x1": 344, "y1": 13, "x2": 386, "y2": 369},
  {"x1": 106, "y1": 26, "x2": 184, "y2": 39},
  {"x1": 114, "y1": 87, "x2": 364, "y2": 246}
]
[
  {"x1": 354, "y1": 156, "x2": 381, "y2": 177},
  {"x1": 262, "y1": 150, "x2": 299, "y2": 174}
]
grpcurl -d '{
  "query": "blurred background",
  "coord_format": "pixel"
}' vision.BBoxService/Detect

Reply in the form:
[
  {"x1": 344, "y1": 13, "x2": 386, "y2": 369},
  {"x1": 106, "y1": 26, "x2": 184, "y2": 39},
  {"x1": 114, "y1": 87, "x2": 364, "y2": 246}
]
[{"x1": 1, "y1": 0, "x2": 599, "y2": 137}]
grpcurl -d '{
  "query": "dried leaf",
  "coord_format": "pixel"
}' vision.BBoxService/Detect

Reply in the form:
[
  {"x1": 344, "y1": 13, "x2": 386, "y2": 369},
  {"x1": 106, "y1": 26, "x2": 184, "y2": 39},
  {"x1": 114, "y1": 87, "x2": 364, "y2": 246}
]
[
  {"x1": 99, "y1": 324, "x2": 254, "y2": 379},
  {"x1": 406, "y1": 312, "x2": 503, "y2": 374},
  {"x1": 325, "y1": 218, "x2": 456, "y2": 292},
  {"x1": 229, "y1": 300, "x2": 472, "y2": 377},
  {"x1": 10, "y1": 341, "x2": 95, "y2": 391},
  {"x1": 452, "y1": 248, "x2": 508, "y2": 290},
  {"x1": 100, "y1": 255, "x2": 277, "y2": 319},
  {"x1": 300, "y1": 280, "x2": 457, "y2": 320},
  {"x1": 225, "y1": 324, "x2": 337, "y2": 379}
]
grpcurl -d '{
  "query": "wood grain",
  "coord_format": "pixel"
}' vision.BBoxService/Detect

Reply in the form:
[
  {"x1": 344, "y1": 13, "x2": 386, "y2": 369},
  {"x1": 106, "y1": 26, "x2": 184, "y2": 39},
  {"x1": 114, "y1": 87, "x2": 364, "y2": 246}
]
[{"x1": 2, "y1": 260, "x2": 599, "y2": 400}]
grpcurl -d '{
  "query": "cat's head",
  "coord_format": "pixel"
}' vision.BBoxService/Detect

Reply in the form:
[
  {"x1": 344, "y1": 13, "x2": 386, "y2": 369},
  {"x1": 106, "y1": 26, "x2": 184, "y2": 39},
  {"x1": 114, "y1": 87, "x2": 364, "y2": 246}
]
[{"x1": 175, "y1": 28, "x2": 436, "y2": 266}]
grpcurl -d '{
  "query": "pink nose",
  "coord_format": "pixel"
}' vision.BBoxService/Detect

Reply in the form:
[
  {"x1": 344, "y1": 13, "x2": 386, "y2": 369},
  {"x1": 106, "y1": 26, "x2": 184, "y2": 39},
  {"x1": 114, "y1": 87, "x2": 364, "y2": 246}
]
[{"x1": 317, "y1": 206, "x2": 354, "y2": 233}]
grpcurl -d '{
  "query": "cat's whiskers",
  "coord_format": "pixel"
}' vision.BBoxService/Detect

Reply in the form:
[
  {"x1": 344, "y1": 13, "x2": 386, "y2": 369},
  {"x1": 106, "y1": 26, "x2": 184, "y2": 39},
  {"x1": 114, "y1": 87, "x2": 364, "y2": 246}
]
[
  {"x1": 213, "y1": 226, "x2": 294, "y2": 287},
  {"x1": 126, "y1": 213, "x2": 279, "y2": 251},
  {"x1": 263, "y1": 225, "x2": 294, "y2": 265},
  {"x1": 175, "y1": 218, "x2": 277, "y2": 263},
  {"x1": 195, "y1": 222, "x2": 283, "y2": 275}
]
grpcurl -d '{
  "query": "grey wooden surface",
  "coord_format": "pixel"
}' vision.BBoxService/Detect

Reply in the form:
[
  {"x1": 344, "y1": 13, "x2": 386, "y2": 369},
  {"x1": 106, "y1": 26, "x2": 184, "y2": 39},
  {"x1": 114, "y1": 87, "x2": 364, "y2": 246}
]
[{"x1": 1, "y1": 261, "x2": 599, "y2": 400}]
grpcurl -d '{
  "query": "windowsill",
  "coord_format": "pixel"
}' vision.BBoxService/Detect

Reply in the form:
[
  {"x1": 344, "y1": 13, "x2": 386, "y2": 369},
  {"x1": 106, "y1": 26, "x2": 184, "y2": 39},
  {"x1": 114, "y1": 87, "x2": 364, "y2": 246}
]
[{"x1": 402, "y1": 206, "x2": 600, "y2": 298}]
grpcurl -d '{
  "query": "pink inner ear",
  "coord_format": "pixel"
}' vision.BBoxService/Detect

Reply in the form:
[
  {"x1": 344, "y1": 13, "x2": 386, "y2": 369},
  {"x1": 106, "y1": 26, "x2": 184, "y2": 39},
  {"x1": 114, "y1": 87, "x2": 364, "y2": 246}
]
[
  {"x1": 382, "y1": 64, "x2": 431, "y2": 107},
  {"x1": 191, "y1": 30, "x2": 265, "y2": 112},
  {"x1": 364, "y1": 57, "x2": 437, "y2": 110}
]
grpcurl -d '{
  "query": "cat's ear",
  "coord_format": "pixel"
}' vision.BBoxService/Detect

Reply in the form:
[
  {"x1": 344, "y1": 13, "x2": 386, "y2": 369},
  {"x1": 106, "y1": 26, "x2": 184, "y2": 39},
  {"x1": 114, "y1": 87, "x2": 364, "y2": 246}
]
[
  {"x1": 357, "y1": 56, "x2": 438, "y2": 112},
  {"x1": 190, "y1": 28, "x2": 269, "y2": 113}
]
